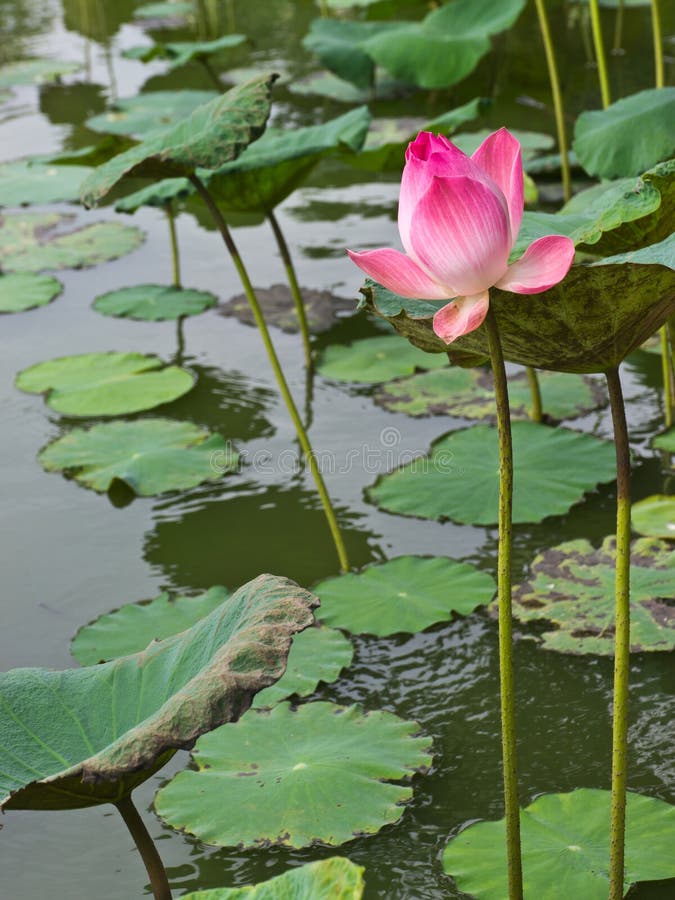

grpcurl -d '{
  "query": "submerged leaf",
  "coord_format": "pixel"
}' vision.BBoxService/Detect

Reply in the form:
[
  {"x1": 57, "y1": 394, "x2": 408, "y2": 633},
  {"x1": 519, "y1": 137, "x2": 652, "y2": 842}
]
[
  {"x1": 220, "y1": 284, "x2": 355, "y2": 334},
  {"x1": 93, "y1": 283, "x2": 217, "y2": 321},
  {"x1": 0, "y1": 272, "x2": 62, "y2": 313},
  {"x1": 183, "y1": 858, "x2": 365, "y2": 899}
]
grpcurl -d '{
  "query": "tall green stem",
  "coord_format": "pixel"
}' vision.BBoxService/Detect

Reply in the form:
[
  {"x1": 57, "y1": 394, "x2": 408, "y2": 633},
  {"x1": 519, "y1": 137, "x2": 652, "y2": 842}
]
[
  {"x1": 650, "y1": 0, "x2": 664, "y2": 88},
  {"x1": 165, "y1": 205, "x2": 181, "y2": 288},
  {"x1": 660, "y1": 325, "x2": 674, "y2": 428},
  {"x1": 589, "y1": 0, "x2": 611, "y2": 107},
  {"x1": 267, "y1": 209, "x2": 313, "y2": 370},
  {"x1": 613, "y1": 0, "x2": 625, "y2": 54},
  {"x1": 525, "y1": 365, "x2": 543, "y2": 422},
  {"x1": 605, "y1": 366, "x2": 631, "y2": 900},
  {"x1": 116, "y1": 795, "x2": 171, "y2": 900},
  {"x1": 485, "y1": 304, "x2": 523, "y2": 900},
  {"x1": 534, "y1": 0, "x2": 572, "y2": 203},
  {"x1": 189, "y1": 174, "x2": 349, "y2": 573}
]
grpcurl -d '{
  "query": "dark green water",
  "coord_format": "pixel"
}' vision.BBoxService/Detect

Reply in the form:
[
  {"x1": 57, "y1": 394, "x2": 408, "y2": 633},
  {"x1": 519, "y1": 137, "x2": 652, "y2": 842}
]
[{"x1": 0, "y1": 1, "x2": 673, "y2": 897}]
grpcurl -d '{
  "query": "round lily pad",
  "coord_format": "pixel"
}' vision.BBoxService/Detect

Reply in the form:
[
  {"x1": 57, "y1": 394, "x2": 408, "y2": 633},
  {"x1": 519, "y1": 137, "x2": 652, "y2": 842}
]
[
  {"x1": 155, "y1": 701, "x2": 432, "y2": 848},
  {"x1": 367, "y1": 421, "x2": 616, "y2": 526},
  {"x1": 654, "y1": 428, "x2": 675, "y2": 458},
  {"x1": 0, "y1": 575, "x2": 317, "y2": 811},
  {"x1": 374, "y1": 368, "x2": 604, "y2": 422},
  {"x1": 289, "y1": 71, "x2": 406, "y2": 103},
  {"x1": 317, "y1": 335, "x2": 448, "y2": 384},
  {"x1": 313, "y1": 556, "x2": 495, "y2": 636},
  {"x1": 220, "y1": 284, "x2": 354, "y2": 334},
  {"x1": 632, "y1": 495, "x2": 675, "y2": 540},
  {"x1": 0, "y1": 161, "x2": 93, "y2": 207},
  {"x1": 0, "y1": 58, "x2": 81, "y2": 87},
  {"x1": 38, "y1": 418, "x2": 238, "y2": 496},
  {"x1": 443, "y1": 788, "x2": 675, "y2": 900},
  {"x1": 509, "y1": 536, "x2": 675, "y2": 654},
  {"x1": 93, "y1": 283, "x2": 217, "y2": 321},
  {"x1": 17, "y1": 351, "x2": 194, "y2": 416},
  {"x1": 85, "y1": 90, "x2": 217, "y2": 139},
  {"x1": 0, "y1": 272, "x2": 62, "y2": 313}
]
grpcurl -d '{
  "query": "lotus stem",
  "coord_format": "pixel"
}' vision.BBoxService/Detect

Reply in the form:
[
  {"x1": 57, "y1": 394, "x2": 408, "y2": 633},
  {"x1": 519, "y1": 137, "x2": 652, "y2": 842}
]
[
  {"x1": 200, "y1": 56, "x2": 223, "y2": 91},
  {"x1": 651, "y1": 0, "x2": 664, "y2": 88},
  {"x1": 485, "y1": 303, "x2": 523, "y2": 900},
  {"x1": 116, "y1": 795, "x2": 171, "y2": 900},
  {"x1": 525, "y1": 366, "x2": 543, "y2": 422},
  {"x1": 165, "y1": 205, "x2": 181, "y2": 288},
  {"x1": 661, "y1": 326, "x2": 674, "y2": 428},
  {"x1": 605, "y1": 366, "x2": 631, "y2": 900},
  {"x1": 612, "y1": 0, "x2": 625, "y2": 53},
  {"x1": 189, "y1": 174, "x2": 350, "y2": 573},
  {"x1": 267, "y1": 209, "x2": 313, "y2": 371},
  {"x1": 533, "y1": 0, "x2": 571, "y2": 202},
  {"x1": 589, "y1": 0, "x2": 611, "y2": 107}
]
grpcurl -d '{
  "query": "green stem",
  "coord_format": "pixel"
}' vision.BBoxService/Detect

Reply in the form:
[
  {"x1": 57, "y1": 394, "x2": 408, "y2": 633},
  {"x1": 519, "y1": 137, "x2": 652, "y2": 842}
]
[
  {"x1": 189, "y1": 174, "x2": 350, "y2": 573},
  {"x1": 267, "y1": 209, "x2": 313, "y2": 371},
  {"x1": 589, "y1": 0, "x2": 611, "y2": 107},
  {"x1": 165, "y1": 205, "x2": 181, "y2": 288},
  {"x1": 534, "y1": 0, "x2": 571, "y2": 203},
  {"x1": 605, "y1": 366, "x2": 631, "y2": 900},
  {"x1": 613, "y1": 0, "x2": 624, "y2": 54},
  {"x1": 485, "y1": 304, "x2": 523, "y2": 900},
  {"x1": 116, "y1": 795, "x2": 171, "y2": 900},
  {"x1": 650, "y1": 0, "x2": 664, "y2": 88},
  {"x1": 525, "y1": 366, "x2": 544, "y2": 423},
  {"x1": 661, "y1": 326, "x2": 674, "y2": 428}
]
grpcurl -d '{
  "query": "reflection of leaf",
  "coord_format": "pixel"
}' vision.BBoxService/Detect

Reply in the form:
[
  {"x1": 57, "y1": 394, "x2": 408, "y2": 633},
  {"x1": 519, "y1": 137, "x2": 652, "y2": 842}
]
[
  {"x1": 155, "y1": 701, "x2": 432, "y2": 848},
  {"x1": 632, "y1": 496, "x2": 675, "y2": 541},
  {"x1": 93, "y1": 283, "x2": 217, "y2": 321},
  {"x1": 0, "y1": 162, "x2": 92, "y2": 207},
  {"x1": 317, "y1": 334, "x2": 447, "y2": 383},
  {"x1": 0, "y1": 272, "x2": 62, "y2": 313},
  {"x1": 443, "y1": 789, "x2": 675, "y2": 900},
  {"x1": 509, "y1": 536, "x2": 675, "y2": 654},
  {"x1": 0, "y1": 575, "x2": 318, "y2": 810},
  {"x1": 85, "y1": 90, "x2": 217, "y2": 138}
]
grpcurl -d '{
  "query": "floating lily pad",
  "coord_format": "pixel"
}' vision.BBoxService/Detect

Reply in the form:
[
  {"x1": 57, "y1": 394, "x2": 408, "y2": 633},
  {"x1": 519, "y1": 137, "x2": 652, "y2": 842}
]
[
  {"x1": 17, "y1": 351, "x2": 194, "y2": 416},
  {"x1": 0, "y1": 272, "x2": 62, "y2": 313},
  {"x1": 368, "y1": 421, "x2": 616, "y2": 526},
  {"x1": 317, "y1": 334, "x2": 448, "y2": 383},
  {"x1": 374, "y1": 368, "x2": 604, "y2": 422},
  {"x1": 39, "y1": 418, "x2": 237, "y2": 496},
  {"x1": 313, "y1": 556, "x2": 495, "y2": 636},
  {"x1": 0, "y1": 58, "x2": 81, "y2": 87},
  {"x1": 289, "y1": 71, "x2": 406, "y2": 103},
  {"x1": 93, "y1": 283, "x2": 217, "y2": 321},
  {"x1": 509, "y1": 536, "x2": 675, "y2": 654},
  {"x1": 443, "y1": 789, "x2": 675, "y2": 899},
  {"x1": 654, "y1": 428, "x2": 675, "y2": 456},
  {"x1": 85, "y1": 90, "x2": 217, "y2": 139},
  {"x1": 632, "y1": 496, "x2": 675, "y2": 540},
  {"x1": 123, "y1": 35, "x2": 247, "y2": 70},
  {"x1": 0, "y1": 161, "x2": 93, "y2": 207},
  {"x1": 134, "y1": 1, "x2": 193, "y2": 20},
  {"x1": 183, "y1": 858, "x2": 365, "y2": 899},
  {"x1": 220, "y1": 284, "x2": 354, "y2": 334},
  {"x1": 115, "y1": 177, "x2": 194, "y2": 211},
  {"x1": 155, "y1": 701, "x2": 432, "y2": 848},
  {"x1": 0, "y1": 575, "x2": 316, "y2": 810},
  {"x1": 0, "y1": 212, "x2": 144, "y2": 272}
]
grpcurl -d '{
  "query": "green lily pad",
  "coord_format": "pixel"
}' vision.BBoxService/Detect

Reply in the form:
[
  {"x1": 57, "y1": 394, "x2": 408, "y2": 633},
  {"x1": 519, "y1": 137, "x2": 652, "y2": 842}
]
[
  {"x1": 93, "y1": 283, "x2": 217, "y2": 321},
  {"x1": 573, "y1": 88, "x2": 675, "y2": 179},
  {"x1": 509, "y1": 536, "x2": 675, "y2": 654},
  {"x1": 17, "y1": 351, "x2": 194, "y2": 416},
  {"x1": 115, "y1": 177, "x2": 194, "y2": 212},
  {"x1": 183, "y1": 857, "x2": 365, "y2": 899},
  {"x1": 367, "y1": 421, "x2": 616, "y2": 526},
  {"x1": 316, "y1": 334, "x2": 448, "y2": 383},
  {"x1": 39, "y1": 418, "x2": 237, "y2": 496},
  {"x1": 632, "y1": 496, "x2": 675, "y2": 540},
  {"x1": 374, "y1": 368, "x2": 605, "y2": 422},
  {"x1": 0, "y1": 272, "x2": 62, "y2": 313},
  {"x1": 288, "y1": 71, "x2": 406, "y2": 103},
  {"x1": 81, "y1": 75, "x2": 276, "y2": 208},
  {"x1": 443, "y1": 789, "x2": 675, "y2": 899},
  {"x1": 0, "y1": 58, "x2": 81, "y2": 87},
  {"x1": 654, "y1": 428, "x2": 675, "y2": 456},
  {"x1": 0, "y1": 212, "x2": 145, "y2": 273},
  {"x1": 313, "y1": 556, "x2": 495, "y2": 636},
  {"x1": 0, "y1": 161, "x2": 93, "y2": 207},
  {"x1": 123, "y1": 35, "x2": 247, "y2": 70},
  {"x1": 155, "y1": 701, "x2": 432, "y2": 848},
  {"x1": 0, "y1": 574, "x2": 317, "y2": 810},
  {"x1": 303, "y1": 19, "x2": 404, "y2": 91},
  {"x1": 220, "y1": 284, "x2": 355, "y2": 334},
  {"x1": 134, "y1": 1, "x2": 193, "y2": 20},
  {"x1": 85, "y1": 90, "x2": 217, "y2": 139}
]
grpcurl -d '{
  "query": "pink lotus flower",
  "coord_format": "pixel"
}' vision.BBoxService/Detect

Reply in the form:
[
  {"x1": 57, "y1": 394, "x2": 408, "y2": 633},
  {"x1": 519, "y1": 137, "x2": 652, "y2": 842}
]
[{"x1": 348, "y1": 128, "x2": 575, "y2": 344}]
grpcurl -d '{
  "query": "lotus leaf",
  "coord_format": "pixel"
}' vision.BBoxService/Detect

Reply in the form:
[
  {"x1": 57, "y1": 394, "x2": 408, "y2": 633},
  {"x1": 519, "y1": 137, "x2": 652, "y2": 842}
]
[
  {"x1": 303, "y1": 19, "x2": 404, "y2": 91},
  {"x1": 220, "y1": 284, "x2": 355, "y2": 334},
  {"x1": 314, "y1": 556, "x2": 495, "y2": 636},
  {"x1": 0, "y1": 58, "x2": 81, "y2": 87},
  {"x1": 85, "y1": 90, "x2": 217, "y2": 138},
  {"x1": 134, "y1": 1, "x2": 192, "y2": 20},
  {"x1": 155, "y1": 701, "x2": 432, "y2": 848},
  {"x1": 368, "y1": 422, "x2": 616, "y2": 526},
  {"x1": 123, "y1": 35, "x2": 247, "y2": 70},
  {"x1": 317, "y1": 334, "x2": 448, "y2": 383},
  {"x1": 115, "y1": 177, "x2": 194, "y2": 211},
  {"x1": 443, "y1": 789, "x2": 675, "y2": 899},
  {"x1": 17, "y1": 351, "x2": 194, "y2": 416},
  {"x1": 654, "y1": 428, "x2": 675, "y2": 456},
  {"x1": 0, "y1": 212, "x2": 145, "y2": 272},
  {"x1": 289, "y1": 71, "x2": 405, "y2": 103},
  {"x1": 509, "y1": 536, "x2": 675, "y2": 654},
  {"x1": 93, "y1": 284, "x2": 217, "y2": 321},
  {"x1": 0, "y1": 161, "x2": 92, "y2": 207},
  {"x1": 0, "y1": 574, "x2": 317, "y2": 810},
  {"x1": 632, "y1": 496, "x2": 675, "y2": 540},
  {"x1": 0, "y1": 272, "x2": 62, "y2": 313},
  {"x1": 39, "y1": 418, "x2": 237, "y2": 496}
]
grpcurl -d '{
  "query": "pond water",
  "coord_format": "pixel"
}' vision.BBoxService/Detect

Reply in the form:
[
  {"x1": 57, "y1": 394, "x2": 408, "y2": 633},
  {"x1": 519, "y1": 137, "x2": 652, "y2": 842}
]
[{"x1": 0, "y1": 0, "x2": 673, "y2": 897}]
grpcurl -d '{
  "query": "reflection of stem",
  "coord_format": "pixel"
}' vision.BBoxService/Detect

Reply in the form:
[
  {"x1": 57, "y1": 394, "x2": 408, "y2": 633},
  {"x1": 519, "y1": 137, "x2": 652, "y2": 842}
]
[
  {"x1": 116, "y1": 795, "x2": 171, "y2": 900},
  {"x1": 189, "y1": 174, "x2": 349, "y2": 573},
  {"x1": 651, "y1": 0, "x2": 664, "y2": 88},
  {"x1": 165, "y1": 204, "x2": 181, "y2": 288},
  {"x1": 175, "y1": 316, "x2": 186, "y2": 364},
  {"x1": 613, "y1": 0, "x2": 624, "y2": 53},
  {"x1": 605, "y1": 366, "x2": 631, "y2": 900},
  {"x1": 660, "y1": 326, "x2": 673, "y2": 428},
  {"x1": 485, "y1": 304, "x2": 523, "y2": 900},
  {"x1": 267, "y1": 209, "x2": 313, "y2": 371},
  {"x1": 534, "y1": 0, "x2": 571, "y2": 202},
  {"x1": 589, "y1": 0, "x2": 611, "y2": 107},
  {"x1": 525, "y1": 366, "x2": 543, "y2": 422},
  {"x1": 305, "y1": 358, "x2": 315, "y2": 432}
]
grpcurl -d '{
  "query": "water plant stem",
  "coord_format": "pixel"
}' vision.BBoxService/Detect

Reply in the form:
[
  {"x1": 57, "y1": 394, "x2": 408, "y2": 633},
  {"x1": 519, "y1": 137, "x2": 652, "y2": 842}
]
[
  {"x1": 605, "y1": 366, "x2": 631, "y2": 900},
  {"x1": 165, "y1": 206, "x2": 181, "y2": 288},
  {"x1": 589, "y1": 0, "x2": 611, "y2": 107},
  {"x1": 660, "y1": 325, "x2": 673, "y2": 428},
  {"x1": 189, "y1": 174, "x2": 349, "y2": 573},
  {"x1": 651, "y1": 0, "x2": 664, "y2": 88},
  {"x1": 525, "y1": 366, "x2": 543, "y2": 422},
  {"x1": 534, "y1": 0, "x2": 572, "y2": 202},
  {"x1": 613, "y1": 0, "x2": 624, "y2": 54},
  {"x1": 485, "y1": 303, "x2": 523, "y2": 900},
  {"x1": 267, "y1": 209, "x2": 313, "y2": 370},
  {"x1": 116, "y1": 795, "x2": 171, "y2": 900}
]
